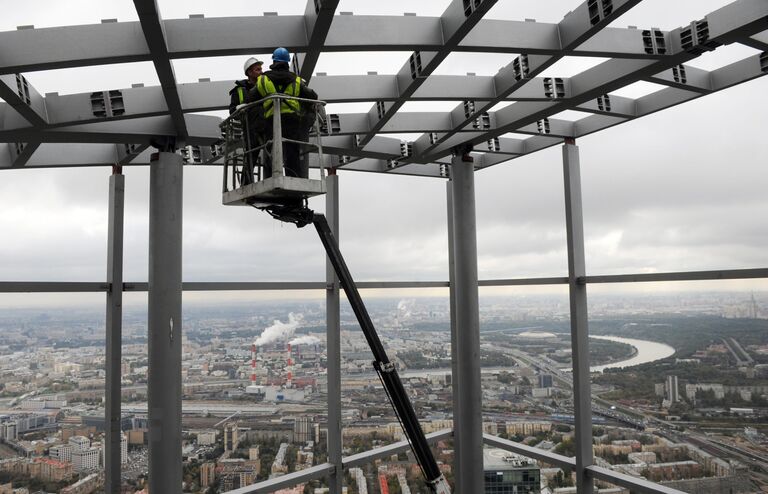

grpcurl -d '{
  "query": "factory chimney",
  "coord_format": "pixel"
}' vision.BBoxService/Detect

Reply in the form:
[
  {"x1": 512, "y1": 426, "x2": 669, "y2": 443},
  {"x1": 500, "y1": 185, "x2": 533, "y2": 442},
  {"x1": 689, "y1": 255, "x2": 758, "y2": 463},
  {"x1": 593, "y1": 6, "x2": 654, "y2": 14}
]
[
  {"x1": 250, "y1": 343, "x2": 257, "y2": 384},
  {"x1": 286, "y1": 343, "x2": 293, "y2": 388}
]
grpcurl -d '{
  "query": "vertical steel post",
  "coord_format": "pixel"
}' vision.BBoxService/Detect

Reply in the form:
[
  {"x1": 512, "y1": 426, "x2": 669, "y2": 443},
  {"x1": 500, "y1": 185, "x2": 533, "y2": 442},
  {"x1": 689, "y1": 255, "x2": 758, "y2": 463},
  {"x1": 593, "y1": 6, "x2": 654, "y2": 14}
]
[
  {"x1": 148, "y1": 151, "x2": 184, "y2": 494},
  {"x1": 450, "y1": 156, "x2": 483, "y2": 492},
  {"x1": 446, "y1": 180, "x2": 462, "y2": 492},
  {"x1": 562, "y1": 139, "x2": 594, "y2": 494},
  {"x1": 325, "y1": 170, "x2": 342, "y2": 493},
  {"x1": 105, "y1": 167, "x2": 125, "y2": 494},
  {"x1": 272, "y1": 99, "x2": 284, "y2": 177}
]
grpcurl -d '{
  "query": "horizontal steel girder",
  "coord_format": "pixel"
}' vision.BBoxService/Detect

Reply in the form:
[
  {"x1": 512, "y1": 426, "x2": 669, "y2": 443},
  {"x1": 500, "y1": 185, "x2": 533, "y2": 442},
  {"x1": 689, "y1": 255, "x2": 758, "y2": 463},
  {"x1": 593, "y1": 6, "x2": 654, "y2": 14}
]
[{"x1": 0, "y1": 0, "x2": 766, "y2": 174}]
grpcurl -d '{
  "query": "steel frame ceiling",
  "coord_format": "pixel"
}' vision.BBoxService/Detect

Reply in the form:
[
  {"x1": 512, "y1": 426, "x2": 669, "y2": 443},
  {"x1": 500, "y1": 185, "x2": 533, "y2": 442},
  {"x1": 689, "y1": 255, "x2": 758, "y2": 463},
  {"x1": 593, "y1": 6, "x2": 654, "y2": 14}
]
[{"x1": 1, "y1": 0, "x2": 767, "y2": 176}]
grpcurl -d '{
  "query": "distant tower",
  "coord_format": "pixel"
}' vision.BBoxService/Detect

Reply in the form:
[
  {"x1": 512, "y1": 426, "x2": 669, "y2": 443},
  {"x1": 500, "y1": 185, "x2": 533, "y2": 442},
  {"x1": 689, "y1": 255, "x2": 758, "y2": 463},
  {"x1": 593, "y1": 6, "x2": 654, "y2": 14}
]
[
  {"x1": 665, "y1": 375, "x2": 679, "y2": 403},
  {"x1": 538, "y1": 374, "x2": 553, "y2": 389},
  {"x1": 250, "y1": 343, "x2": 258, "y2": 385},
  {"x1": 224, "y1": 423, "x2": 239, "y2": 452},
  {"x1": 748, "y1": 293, "x2": 759, "y2": 319},
  {"x1": 286, "y1": 343, "x2": 293, "y2": 388}
]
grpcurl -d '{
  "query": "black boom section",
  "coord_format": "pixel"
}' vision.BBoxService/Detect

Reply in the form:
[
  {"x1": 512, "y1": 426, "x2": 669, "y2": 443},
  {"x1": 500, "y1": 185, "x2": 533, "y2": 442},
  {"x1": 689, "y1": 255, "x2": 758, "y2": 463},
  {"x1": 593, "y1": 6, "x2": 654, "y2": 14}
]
[{"x1": 312, "y1": 212, "x2": 447, "y2": 492}]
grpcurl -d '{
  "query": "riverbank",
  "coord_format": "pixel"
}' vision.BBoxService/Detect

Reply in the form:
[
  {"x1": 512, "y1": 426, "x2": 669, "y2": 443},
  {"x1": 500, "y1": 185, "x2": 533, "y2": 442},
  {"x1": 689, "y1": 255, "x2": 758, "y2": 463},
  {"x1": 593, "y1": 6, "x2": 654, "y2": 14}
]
[{"x1": 589, "y1": 335, "x2": 676, "y2": 373}]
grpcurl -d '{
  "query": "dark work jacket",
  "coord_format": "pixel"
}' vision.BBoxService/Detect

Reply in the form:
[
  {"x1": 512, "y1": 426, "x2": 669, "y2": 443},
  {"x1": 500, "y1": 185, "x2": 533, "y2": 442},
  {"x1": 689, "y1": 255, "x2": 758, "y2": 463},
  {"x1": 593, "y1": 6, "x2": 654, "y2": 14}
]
[
  {"x1": 228, "y1": 79, "x2": 254, "y2": 115},
  {"x1": 246, "y1": 62, "x2": 318, "y2": 120}
]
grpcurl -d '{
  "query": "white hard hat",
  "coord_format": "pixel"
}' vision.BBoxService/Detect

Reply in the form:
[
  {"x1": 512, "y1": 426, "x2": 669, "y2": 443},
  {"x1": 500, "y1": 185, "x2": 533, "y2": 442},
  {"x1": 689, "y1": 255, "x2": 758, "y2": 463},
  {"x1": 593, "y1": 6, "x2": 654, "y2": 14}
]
[{"x1": 244, "y1": 57, "x2": 263, "y2": 75}]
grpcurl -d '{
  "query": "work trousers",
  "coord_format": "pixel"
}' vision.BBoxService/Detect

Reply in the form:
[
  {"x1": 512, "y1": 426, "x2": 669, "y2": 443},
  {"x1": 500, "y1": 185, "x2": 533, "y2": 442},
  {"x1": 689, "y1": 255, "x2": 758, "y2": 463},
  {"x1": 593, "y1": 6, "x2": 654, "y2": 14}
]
[{"x1": 262, "y1": 116, "x2": 308, "y2": 179}]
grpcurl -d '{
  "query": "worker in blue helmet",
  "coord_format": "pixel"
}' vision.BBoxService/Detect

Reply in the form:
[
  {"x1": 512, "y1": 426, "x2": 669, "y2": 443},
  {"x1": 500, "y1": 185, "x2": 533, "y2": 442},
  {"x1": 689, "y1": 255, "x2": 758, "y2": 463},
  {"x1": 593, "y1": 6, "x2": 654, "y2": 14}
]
[{"x1": 247, "y1": 47, "x2": 318, "y2": 182}]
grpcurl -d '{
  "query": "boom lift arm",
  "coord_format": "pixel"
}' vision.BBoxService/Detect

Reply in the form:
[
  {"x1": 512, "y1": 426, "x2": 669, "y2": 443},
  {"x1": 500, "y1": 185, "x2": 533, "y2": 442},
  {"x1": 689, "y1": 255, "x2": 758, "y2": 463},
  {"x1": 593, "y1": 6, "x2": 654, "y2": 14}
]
[
  {"x1": 220, "y1": 96, "x2": 451, "y2": 491},
  {"x1": 312, "y1": 212, "x2": 452, "y2": 494}
]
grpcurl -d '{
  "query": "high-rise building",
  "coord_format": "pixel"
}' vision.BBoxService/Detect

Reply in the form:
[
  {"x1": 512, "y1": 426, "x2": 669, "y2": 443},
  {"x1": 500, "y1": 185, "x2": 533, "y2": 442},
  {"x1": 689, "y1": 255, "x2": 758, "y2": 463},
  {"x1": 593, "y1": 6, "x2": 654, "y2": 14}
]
[
  {"x1": 294, "y1": 416, "x2": 313, "y2": 443},
  {"x1": 71, "y1": 448, "x2": 100, "y2": 472},
  {"x1": 68, "y1": 435, "x2": 90, "y2": 452},
  {"x1": 665, "y1": 375, "x2": 680, "y2": 403},
  {"x1": 537, "y1": 374, "x2": 553, "y2": 389},
  {"x1": 224, "y1": 423, "x2": 239, "y2": 453},
  {"x1": 200, "y1": 462, "x2": 216, "y2": 488},
  {"x1": 99, "y1": 433, "x2": 128, "y2": 465},
  {"x1": 483, "y1": 449, "x2": 540, "y2": 494},
  {"x1": 49, "y1": 443, "x2": 73, "y2": 463}
]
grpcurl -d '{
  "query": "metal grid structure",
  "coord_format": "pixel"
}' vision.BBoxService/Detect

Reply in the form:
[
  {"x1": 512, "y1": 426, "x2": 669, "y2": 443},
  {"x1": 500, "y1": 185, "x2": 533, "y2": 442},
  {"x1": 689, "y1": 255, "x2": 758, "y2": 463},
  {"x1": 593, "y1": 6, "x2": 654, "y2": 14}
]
[{"x1": 1, "y1": 0, "x2": 768, "y2": 493}]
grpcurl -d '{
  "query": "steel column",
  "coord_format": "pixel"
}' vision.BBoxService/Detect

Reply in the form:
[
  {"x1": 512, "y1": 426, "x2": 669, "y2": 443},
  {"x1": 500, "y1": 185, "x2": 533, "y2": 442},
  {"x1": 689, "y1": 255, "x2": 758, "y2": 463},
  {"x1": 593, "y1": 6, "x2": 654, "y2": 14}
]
[
  {"x1": 446, "y1": 180, "x2": 462, "y2": 491},
  {"x1": 147, "y1": 151, "x2": 184, "y2": 494},
  {"x1": 562, "y1": 140, "x2": 594, "y2": 494},
  {"x1": 450, "y1": 156, "x2": 483, "y2": 492},
  {"x1": 325, "y1": 171, "x2": 342, "y2": 493},
  {"x1": 105, "y1": 168, "x2": 125, "y2": 494}
]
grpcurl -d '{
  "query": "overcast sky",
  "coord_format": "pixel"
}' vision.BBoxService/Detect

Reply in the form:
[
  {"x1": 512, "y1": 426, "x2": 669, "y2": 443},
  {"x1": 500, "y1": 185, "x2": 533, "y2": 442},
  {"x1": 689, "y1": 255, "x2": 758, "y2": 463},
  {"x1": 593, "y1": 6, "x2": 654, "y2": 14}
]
[{"x1": 0, "y1": 1, "x2": 766, "y2": 307}]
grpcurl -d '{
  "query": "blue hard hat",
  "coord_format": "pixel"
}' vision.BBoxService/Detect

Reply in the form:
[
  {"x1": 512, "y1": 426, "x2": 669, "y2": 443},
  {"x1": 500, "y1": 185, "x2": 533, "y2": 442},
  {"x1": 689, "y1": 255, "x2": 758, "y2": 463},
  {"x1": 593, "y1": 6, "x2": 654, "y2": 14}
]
[{"x1": 273, "y1": 47, "x2": 291, "y2": 63}]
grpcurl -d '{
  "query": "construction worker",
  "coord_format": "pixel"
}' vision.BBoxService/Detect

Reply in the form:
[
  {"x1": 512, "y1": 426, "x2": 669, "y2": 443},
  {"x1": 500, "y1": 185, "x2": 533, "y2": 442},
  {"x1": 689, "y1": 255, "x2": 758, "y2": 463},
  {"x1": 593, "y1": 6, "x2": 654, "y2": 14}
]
[
  {"x1": 247, "y1": 47, "x2": 318, "y2": 180},
  {"x1": 229, "y1": 57, "x2": 263, "y2": 114},
  {"x1": 228, "y1": 57, "x2": 265, "y2": 185}
]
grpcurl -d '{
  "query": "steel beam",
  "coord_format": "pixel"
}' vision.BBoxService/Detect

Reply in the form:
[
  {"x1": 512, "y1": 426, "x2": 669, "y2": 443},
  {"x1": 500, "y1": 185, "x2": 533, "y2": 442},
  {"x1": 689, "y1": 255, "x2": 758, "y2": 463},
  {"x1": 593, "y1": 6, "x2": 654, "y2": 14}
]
[
  {"x1": 105, "y1": 168, "x2": 125, "y2": 494},
  {"x1": 562, "y1": 141, "x2": 594, "y2": 494},
  {"x1": 483, "y1": 434, "x2": 576, "y2": 470},
  {"x1": 585, "y1": 267, "x2": 768, "y2": 284},
  {"x1": 223, "y1": 463, "x2": 335, "y2": 494},
  {"x1": 147, "y1": 151, "x2": 183, "y2": 494},
  {"x1": 343, "y1": 429, "x2": 453, "y2": 468},
  {"x1": 446, "y1": 180, "x2": 461, "y2": 492},
  {"x1": 418, "y1": 0, "x2": 768, "y2": 160},
  {"x1": 133, "y1": 0, "x2": 188, "y2": 139},
  {"x1": 0, "y1": 18, "x2": 674, "y2": 76},
  {"x1": 646, "y1": 64, "x2": 712, "y2": 93},
  {"x1": 741, "y1": 29, "x2": 768, "y2": 50},
  {"x1": 450, "y1": 155, "x2": 483, "y2": 493},
  {"x1": 325, "y1": 172, "x2": 342, "y2": 494},
  {"x1": 0, "y1": 74, "x2": 47, "y2": 127},
  {"x1": 298, "y1": 0, "x2": 341, "y2": 81},
  {"x1": 357, "y1": 0, "x2": 498, "y2": 147},
  {"x1": 4, "y1": 268, "x2": 766, "y2": 295},
  {"x1": 586, "y1": 465, "x2": 687, "y2": 494},
  {"x1": 0, "y1": 282, "x2": 108, "y2": 292},
  {"x1": 408, "y1": 0, "x2": 644, "y2": 163},
  {"x1": 4, "y1": 141, "x2": 40, "y2": 168}
]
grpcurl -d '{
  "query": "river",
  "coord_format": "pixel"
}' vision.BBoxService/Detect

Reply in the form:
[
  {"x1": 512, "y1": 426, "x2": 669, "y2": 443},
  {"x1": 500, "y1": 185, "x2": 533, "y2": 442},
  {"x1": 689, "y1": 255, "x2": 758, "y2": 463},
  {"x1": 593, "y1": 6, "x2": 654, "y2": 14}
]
[{"x1": 589, "y1": 335, "x2": 676, "y2": 373}]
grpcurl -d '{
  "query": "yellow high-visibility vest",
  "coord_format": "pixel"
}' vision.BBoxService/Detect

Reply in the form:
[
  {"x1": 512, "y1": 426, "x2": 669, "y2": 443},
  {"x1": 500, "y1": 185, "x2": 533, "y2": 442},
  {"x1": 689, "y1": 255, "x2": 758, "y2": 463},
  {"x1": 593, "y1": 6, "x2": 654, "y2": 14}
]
[{"x1": 256, "y1": 74, "x2": 302, "y2": 118}]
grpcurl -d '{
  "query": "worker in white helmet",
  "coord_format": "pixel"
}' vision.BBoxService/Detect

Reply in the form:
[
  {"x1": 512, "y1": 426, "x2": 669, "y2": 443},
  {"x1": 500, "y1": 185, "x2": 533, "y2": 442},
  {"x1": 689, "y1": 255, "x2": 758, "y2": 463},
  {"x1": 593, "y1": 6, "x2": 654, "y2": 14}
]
[
  {"x1": 228, "y1": 57, "x2": 263, "y2": 114},
  {"x1": 228, "y1": 57, "x2": 264, "y2": 185}
]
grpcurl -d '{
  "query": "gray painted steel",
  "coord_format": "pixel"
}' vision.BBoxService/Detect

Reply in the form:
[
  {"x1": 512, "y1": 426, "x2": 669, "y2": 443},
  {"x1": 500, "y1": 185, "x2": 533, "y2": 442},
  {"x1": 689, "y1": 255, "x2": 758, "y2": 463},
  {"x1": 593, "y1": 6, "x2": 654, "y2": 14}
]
[
  {"x1": 562, "y1": 142, "x2": 594, "y2": 494},
  {"x1": 446, "y1": 180, "x2": 462, "y2": 491},
  {"x1": 342, "y1": 429, "x2": 453, "y2": 468},
  {"x1": 133, "y1": 0, "x2": 187, "y2": 139},
  {"x1": 1, "y1": 267, "x2": 766, "y2": 295},
  {"x1": 1, "y1": 1, "x2": 767, "y2": 174},
  {"x1": 482, "y1": 433, "x2": 576, "y2": 470},
  {"x1": 221, "y1": 430, "x2": 452, "y2": 494},
  {"x1": 147, "y1": 152, "x2": 184, "y2": 494},
  {"x1": 586, "y1": 465, "x2": 688, "y2": 494},
  {"x1": 450, "y1": 156, "x2": 483, "y2": 493},
  {"x1": 105, "y1": 171, "x2": 125, "y2": 494},
  {"x1": 223, "y1": 463, "x2": 335, "y2": 494},
  {"x1": 325, "y1": 173, "x2": 342, "y2": 493}
]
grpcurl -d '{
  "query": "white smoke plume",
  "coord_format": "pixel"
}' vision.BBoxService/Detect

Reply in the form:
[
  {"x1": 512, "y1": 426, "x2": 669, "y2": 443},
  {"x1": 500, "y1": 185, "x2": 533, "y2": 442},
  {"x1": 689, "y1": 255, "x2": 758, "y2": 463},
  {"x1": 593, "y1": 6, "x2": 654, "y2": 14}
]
[
  {"x1": 397, "y1": 299, "x2": 415, "y2": 319},
  {"x1": 254, "y1": 313, "x2": 303, "y2": 346},
  {"x1": 289, "y1": 335, "x2": 322, "y2": 346}
]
